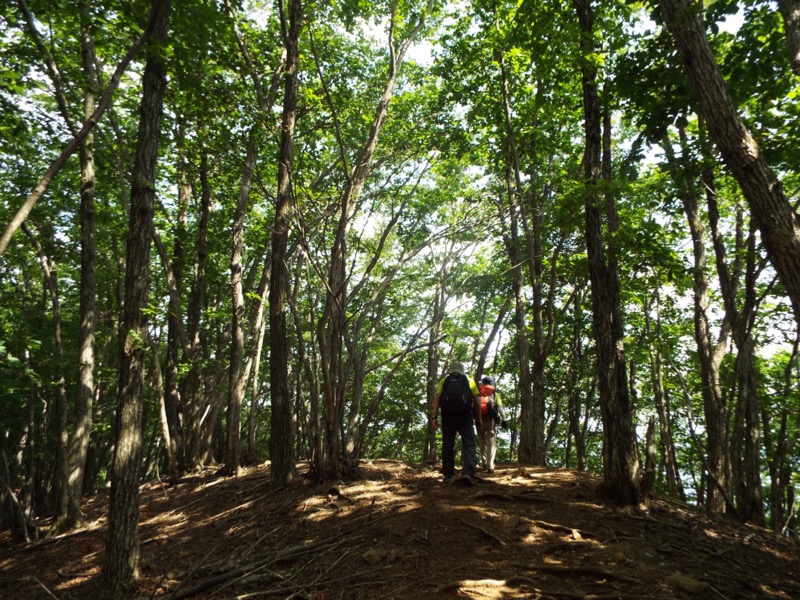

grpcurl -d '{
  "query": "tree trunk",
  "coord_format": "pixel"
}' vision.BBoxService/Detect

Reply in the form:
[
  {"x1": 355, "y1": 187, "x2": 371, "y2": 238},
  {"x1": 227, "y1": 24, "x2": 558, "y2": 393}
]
[
  {"x1": 497, "y1": 53, "x2": 548, "y2": 465},
  {"x1": 662, "y1": 130, "x2": 730, "y2": 513},
  {"x1": 645, "y1": 288, "x2": 683, "y2": 500},
  {"x1": 101, "y1": 0, "x2": 169, "y2": 594},
  {"x1": 731, "y1": 336, "x2": 764, "y2": 524},
  {"x1": 184, "y1": 154, "x2": 211, "y2": 469},
  {"x1": 424, "y1": 266, "x2": 447, "y2": 462},
  {"x1": 778, "y1": 0, "x2": 800, "y2": 75},
  {"x1": 566, "y1": 288, "x2": 589, "y2": 472},
  {"x1": 224, "y1": 134, "x2": 258, "y2": 476},
  {"x1": 22, "y1": 225, "x2": 70, "y2": 523},
  {"x1": 314, "y1": 1, "x2": 432, "y2": 480},
  {"x1": 700, "y1": 127, "x2": 765, "y2": 523},
  {"x1": 574, "y1": 0, "x2": 640, "y2": 505},
  {"x1": 66, "y1": 1, "x2": 97, "y2": 527},
  {"x1": 162, "y1": 143, "x2": 191, "y2": 479},
  {"x1": 660, "y1": 0, "x2": 800, "y2": 319},
  {"x1": 269, "y1": 0, "x2": 303, "y2": 486},
  {"x1": 498, "y1": 187, "x2": 534, "y2": 464}
]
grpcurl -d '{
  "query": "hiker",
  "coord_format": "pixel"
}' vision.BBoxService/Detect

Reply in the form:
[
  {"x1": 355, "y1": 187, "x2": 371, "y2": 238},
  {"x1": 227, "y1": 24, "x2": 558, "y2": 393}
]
[
  {"x1": 430, "y1": 362, "x2": 482, "y2": 484},
  {"x1": 476, "y1": 375, "x2": 507, "y2": 474}
]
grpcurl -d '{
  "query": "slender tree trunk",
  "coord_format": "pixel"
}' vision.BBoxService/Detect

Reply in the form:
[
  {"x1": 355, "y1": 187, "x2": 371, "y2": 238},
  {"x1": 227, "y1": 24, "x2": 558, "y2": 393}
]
[
  {"x1": 645, "y1": 287, "x2": 683, "y2": 500},
  {"x1": 269, "y1": 0, "x2": 303, "y2": 486},
  {"x1": 185, "y1": 154, "x2": 210, "y2": 469},
  {"x1": 497, "y1": 53, "x2": 548, "y2": 465},
  {"x1": 66, "y1": 2, "x2": 97, "y2": 527},
  {"x1": 566, "y1": 288, "x2": 589, "y2": 472},
  {"x1": 425, "y1": 265, "x2": 448, "y2": 462},
  {"x1": 475, "y1": 299, "x2": 509, "y2": 379},
  {"x1": 224, "y1": 135, "x2": 258, "y2": 476},
  {"x1": 574, "y1": 0, "x2": 640, "y2": 505},
  {"x1": 778, "y1": 0, "x2": 800, "y2": 75},
  {"x1": 291, "y1": 254, "x2": 324, "y2": 466},
  {"x1": 700, "y1": 129, "x2": 765, "y2": 523},
  {"x1": 22, "y1": 226, "x2": 70, "y2": 523},
  {"x1": 662, "y1": 131, "x2": 730, "y2": 513},
  {"x1": 22, "y1": 348, "x2": 37, "y2": 520},
  {"x1": 660, "y1": 0, "x2": 800, "y2": 318},
  {"x1": 162, "y1": 148, "x2": 190, "y2": 479},
  {"x1": 244, "y1": 312, "x2": 267, "y2": 464},
  {"x1": 731, "y1": 335, "x2": 764, "y2": 524},
  {"x1": 101, "y1": 0, "x2": 170, "y2": 594},
  {"x1": 498, "y1": 188, "x2": 534, "y2": 464}
]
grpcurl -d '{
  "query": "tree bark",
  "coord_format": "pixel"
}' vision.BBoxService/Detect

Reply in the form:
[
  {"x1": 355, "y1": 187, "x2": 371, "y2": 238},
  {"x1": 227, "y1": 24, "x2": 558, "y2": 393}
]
[
  {"x1": 424, "y1": 260, "x2": 448, "y2": 462},
  {"x1": 66, "y1": 0, "x2": 97, "y2": 527},
  {"x1": 162, "y1": 141, "x2": 191, "y2": 479},
  {"x1": 565, "y1": 288, "x2": 590, "y2": 472},
  {"x1": 574, "y1": 0, "x2": 640, "y2": 505},
  {"x1": 223, "y1": 135, "x2": 258, "y2": 476},
  {"x1": 184, "y1": 154, "x2": 211, "y2": 469},
  {"x1": 778, "y1": 0, "x2": 800, "y2": 75},
  {"x1": 661, "y1": 130, "x2": 730, "y2": 513},
  {"x1": 497, "y1": 52, "x2": 548, "y2": 465},
  {"x1": 644, "y1": 288, "x2": 683, "y2": 500},
  {"x1": 660, "y1": 0, "x2": 800, "y2": 319},
  {"x1": 22, "y1": 225, "x2": 70, "y2": 523},
  {"x1": 498, "y1": 187, "x2": 534, "y2": 464},
  {"x1": 101, "y1": 0, "x2": 170, "y2": 594},
  {"x1": 269, "y1": 0, "x2": 303, "y2": 486}
]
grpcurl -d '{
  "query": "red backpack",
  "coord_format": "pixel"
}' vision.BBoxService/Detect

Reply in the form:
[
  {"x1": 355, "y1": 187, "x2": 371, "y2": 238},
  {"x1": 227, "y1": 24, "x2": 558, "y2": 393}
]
[{"x1": 479, "y1": 383, "x2": 495, "y2": 417}]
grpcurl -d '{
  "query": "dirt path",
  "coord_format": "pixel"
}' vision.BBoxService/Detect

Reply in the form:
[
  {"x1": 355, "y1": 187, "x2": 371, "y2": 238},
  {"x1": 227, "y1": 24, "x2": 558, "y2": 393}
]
[{"x1": 1, "y1": 460, "x2": 798, "y2": 599}]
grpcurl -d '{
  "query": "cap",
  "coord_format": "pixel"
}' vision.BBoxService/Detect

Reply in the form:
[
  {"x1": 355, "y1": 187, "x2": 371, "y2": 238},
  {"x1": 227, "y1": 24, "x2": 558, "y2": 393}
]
[{"x1": 447, "y1": 362, "x2": 465, "y2": 375}]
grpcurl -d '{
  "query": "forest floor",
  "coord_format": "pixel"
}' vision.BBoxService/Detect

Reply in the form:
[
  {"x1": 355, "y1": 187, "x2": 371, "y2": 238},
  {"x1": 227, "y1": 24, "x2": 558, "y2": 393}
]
[{"x1": 1, "y1": 459, "x2": 799, "y2": 599}]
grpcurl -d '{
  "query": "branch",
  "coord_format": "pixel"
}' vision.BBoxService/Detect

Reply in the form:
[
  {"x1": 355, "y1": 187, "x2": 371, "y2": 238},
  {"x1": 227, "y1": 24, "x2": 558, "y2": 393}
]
[
  {"x1": 0, "y1": 0, "x2": 168, "y2": 257},
  {"x1": 456, "y1": 515, "x2": 507, "y2": 546}
]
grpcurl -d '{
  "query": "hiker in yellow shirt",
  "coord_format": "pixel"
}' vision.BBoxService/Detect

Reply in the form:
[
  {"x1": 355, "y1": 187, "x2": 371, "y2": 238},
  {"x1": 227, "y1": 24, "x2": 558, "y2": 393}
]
[{"x1": 430, "y1": 362, "x2": 481, "y2": 484}]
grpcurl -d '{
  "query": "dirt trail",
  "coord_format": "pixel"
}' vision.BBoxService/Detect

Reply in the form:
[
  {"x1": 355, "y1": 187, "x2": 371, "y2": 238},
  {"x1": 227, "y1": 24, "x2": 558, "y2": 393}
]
[{"x1": 1, "y1": 460, "x2": 798, "y2": 599}]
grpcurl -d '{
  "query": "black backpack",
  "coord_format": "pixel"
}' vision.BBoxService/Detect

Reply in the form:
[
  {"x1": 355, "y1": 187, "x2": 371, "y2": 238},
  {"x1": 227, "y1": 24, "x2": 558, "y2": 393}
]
[{"x1": 440, "y1": 372, "x2": 473, "y2": 415}]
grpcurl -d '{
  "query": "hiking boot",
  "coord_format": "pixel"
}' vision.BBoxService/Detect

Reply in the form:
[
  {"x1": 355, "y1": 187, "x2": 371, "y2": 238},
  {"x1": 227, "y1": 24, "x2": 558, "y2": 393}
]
[
  {"x1": 457, "y1": 475, "x2": 474, "y2": 486},
  {"x1": 442, "y1": 475, "x2": 455, "y2": 484},
  {"x1": 487, "y1": 469, "x2": 494, "y2": 474}
]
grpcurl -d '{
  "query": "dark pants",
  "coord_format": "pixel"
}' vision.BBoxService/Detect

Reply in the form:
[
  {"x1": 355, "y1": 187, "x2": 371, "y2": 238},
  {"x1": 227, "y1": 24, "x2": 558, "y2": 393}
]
[{"x1": 441, "y1": 409, "x2": 477, "y2": 478}]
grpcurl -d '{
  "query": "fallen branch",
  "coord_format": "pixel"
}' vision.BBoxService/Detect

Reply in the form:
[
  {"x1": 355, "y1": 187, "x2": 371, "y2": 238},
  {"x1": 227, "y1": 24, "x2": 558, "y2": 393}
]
[
  {"x1": 474, "y1": 490, "x2": 554, "y2": 504},
  {"x1": 505, "y1": 577, "x2": 627, "y2": 599},
  {"x1": 456, "y1": 516, "x2": 506, "y2": 546},
  {"x1": 231, "y1": 563, "x2": 395, "y2": 598},
  {"x1": 33, "y1": 577, "x2": 59, "y2": 600},
  {"x1": 542, "y1": 540, "x2": 597, "y2": 555},
  {"x1": 511, "y1": 562, "x2": 642, "y2": 584},
  {"x1": 521, "y1": 517, "x2": 597, "y2": 539},
  {"x1": 167, "y1": 536, "x2": 355, "y2": 599}
]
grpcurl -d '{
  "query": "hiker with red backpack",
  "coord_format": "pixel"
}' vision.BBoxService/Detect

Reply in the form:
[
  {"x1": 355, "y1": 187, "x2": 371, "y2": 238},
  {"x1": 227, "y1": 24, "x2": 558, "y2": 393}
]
[
  {"x1": 430, "y1": 362, "x2": 482, "y2": 485},
  {"x1": 476, "y1": 375, "x2": 507, "y2": 474}
]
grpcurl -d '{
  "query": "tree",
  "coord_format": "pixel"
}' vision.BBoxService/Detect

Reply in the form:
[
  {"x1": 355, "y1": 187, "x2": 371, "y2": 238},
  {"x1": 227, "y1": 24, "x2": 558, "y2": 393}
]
[
  {"x1": 269, "y1": 0, "x2": 304, "y2": 486},
  {"x1": 0, "y1": 0, "x2": 168, "y2": 258},
  {"x1": 101, "y1": 0, "x2": 170, "y2": 594},
  {"x1": 573, "y1": 0, "x2": 640, "y2": 505},
  {"x1": 66, "y1": 0, "x2": 98, "y2": 527},
  {"x1": 660, "y1": 127, "x2": 730, "y2": 513},
  {"x1": 777, "y1": 0, "x2": 800, "y2": 75},
  {"x1": 659, "y1": 0, "x2": 800, "y2": 319}
]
